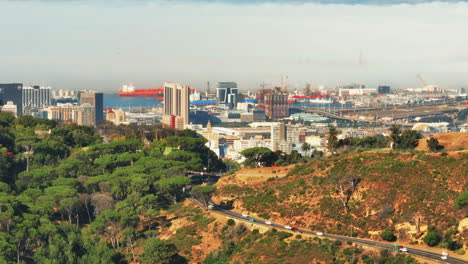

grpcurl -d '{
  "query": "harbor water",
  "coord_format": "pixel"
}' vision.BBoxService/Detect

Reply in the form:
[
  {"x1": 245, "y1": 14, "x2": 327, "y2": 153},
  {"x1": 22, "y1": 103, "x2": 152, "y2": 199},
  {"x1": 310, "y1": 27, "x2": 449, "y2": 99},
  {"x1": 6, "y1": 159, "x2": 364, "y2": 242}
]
[{"x1": 103, "y1": 94, "x2": 161, "y2": 109}]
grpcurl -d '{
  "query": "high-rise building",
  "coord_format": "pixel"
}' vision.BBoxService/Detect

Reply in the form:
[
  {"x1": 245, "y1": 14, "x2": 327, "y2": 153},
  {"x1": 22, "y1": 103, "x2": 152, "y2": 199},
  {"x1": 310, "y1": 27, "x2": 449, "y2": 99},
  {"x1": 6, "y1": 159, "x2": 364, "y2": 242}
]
[
  {"x1": 47, "y1": 104, "x2": 80, "y2": 123},
  {"x1": 22, "y1": 85, "x2": 51, "y2": 113},
  {"x1": 285, "y1": 125, "x2": 300, "y2": 145},
  {"x1": 77, "y1": 103, "x2": 96, "y2": 126},
  {"x1": 0, "y1": 83, "x2": 23, "y2": 115},
  {"x1": 271, "y1": 123, "x2": 285, "y2": 152},
  {"x1": 258, "y1": 87, "x2": 289, "y2": 119},
  {"x1": 79, "y1": 91, "x2": 104, "y2": 124},
  {"x1": 216, "y1": 82, "x2": 238, "y2": 108},
  {"x1": 46, "y1": 103, "x2": 95, "y2": 126},
  {"x1": 163, "y1": 82, "x2": 190, "y2": 129},
  {"x1": 378, "y1": 86, "x2": 391, "y2": 94}
]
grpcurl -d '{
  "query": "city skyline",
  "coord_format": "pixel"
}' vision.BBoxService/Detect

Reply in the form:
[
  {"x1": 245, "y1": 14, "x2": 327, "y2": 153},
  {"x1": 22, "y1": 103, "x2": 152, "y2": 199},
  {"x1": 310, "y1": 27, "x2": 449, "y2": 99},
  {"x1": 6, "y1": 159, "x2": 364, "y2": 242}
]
[{"x1": 1, "y1": 0, "x2": 467, "y2": 91}]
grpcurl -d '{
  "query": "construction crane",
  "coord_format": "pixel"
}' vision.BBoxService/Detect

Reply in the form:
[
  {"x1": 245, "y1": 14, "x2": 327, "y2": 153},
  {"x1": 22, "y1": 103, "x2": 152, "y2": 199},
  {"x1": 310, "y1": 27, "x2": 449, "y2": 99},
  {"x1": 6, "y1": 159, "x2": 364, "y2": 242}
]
[
  {"x1": 280, "y1": 75, "x2": 288, "y2": 93},
  {"x1": 417, "y1": 74, "x2": 443, "y2": 94},
  {"x1": 417, "y1": 74, "x2": 428, "y2": 88}
]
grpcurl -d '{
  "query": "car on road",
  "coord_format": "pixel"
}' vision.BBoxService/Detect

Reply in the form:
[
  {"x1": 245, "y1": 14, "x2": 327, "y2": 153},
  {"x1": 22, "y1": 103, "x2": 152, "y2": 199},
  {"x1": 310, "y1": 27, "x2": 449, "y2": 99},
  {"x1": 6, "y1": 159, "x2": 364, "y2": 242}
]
[
  {"x1": 241, "y1": 213, "x2": 249, "y2": 218},
  {"x1": 316, "y1": 232, "x2": 323, "y2": 236},
  {"x1": 291, "y1": 227, "x2": 299, "y2": 231},
  {"x1": 265, "y1": 221, "x2": 272, "y2": 225},
  {"x1": 441, "y1": 255, "x2": 448, "y2": 260},
  {"x1": 398, "y1": 246, "x2": 408, "y2": 252},
  {"x1": 207, "y1": 204, "x2": 214, "y2": 210},
  {"x1": 284, "y1": 225, "x2": 292, "y2": 230},
  {"x1": 249, "y1": 218, "x2": 255, "y2": 222}
]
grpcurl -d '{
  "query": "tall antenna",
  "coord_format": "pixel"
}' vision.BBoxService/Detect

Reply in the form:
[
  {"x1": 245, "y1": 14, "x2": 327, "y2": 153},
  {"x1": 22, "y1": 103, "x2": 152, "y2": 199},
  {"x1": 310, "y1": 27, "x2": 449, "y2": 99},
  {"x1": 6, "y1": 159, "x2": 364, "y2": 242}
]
[{"x1": 358, "y1": 51, "x2": 364, "y2": 89}]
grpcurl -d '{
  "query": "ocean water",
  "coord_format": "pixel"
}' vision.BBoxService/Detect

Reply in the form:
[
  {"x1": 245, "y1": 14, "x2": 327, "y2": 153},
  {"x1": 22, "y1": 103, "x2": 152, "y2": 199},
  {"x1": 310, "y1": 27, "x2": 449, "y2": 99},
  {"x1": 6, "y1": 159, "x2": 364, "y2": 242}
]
[{"x1": 103, "y1": 94, "x2": 161, "y2": 109}]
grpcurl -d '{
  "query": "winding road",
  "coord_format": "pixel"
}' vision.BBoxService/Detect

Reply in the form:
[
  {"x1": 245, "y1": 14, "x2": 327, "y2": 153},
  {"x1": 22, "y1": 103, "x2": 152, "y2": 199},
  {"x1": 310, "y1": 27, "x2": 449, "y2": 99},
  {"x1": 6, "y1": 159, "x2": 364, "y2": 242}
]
[{"x1": 190, "y1": 198, "x2": 468, "y2": 264}]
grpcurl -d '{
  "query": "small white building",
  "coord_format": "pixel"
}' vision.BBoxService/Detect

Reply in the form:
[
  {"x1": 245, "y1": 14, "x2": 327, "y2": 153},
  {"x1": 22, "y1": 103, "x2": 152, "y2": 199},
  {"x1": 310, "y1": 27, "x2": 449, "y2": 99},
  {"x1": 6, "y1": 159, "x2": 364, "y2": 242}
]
[
  {"x1": 459, "y1": 123, "x2": 468, "y2": 132},
  {"x1": 305, "y1": 135, "x2": 322, "y2": 147},
  {"x1": 412, "y1": 122, "x2": 449, "y2": 133},
  {"x1": 1, "y1": 101, "x2": 18, "y2": 116}
]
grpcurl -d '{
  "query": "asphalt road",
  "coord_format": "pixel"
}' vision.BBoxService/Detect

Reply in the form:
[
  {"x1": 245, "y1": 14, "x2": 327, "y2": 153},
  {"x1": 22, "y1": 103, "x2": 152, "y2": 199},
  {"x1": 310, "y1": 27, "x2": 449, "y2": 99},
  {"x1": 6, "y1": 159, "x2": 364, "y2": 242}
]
[{"x1": 190, "y1": 198, "x2": 468, "y2": 264}]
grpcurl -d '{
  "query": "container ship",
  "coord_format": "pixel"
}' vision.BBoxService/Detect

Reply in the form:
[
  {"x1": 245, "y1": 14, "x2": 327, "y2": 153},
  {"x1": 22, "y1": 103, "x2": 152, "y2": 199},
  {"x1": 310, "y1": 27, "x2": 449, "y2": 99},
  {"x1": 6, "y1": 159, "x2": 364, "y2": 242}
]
[
  {"x1": 119, "y1": 85, "x2": 164, "y2": 100},
  {"x1": 119, "y1": 84, "x2": 198, "y2": 101}
]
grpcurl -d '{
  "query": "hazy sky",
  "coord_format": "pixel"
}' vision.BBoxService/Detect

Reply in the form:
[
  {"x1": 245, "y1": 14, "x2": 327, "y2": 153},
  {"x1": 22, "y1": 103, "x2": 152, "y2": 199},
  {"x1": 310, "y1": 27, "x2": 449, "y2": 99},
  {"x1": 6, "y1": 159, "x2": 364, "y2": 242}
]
[{"x1": 0, "y1": 0, "x2": 467, "y2": 92}]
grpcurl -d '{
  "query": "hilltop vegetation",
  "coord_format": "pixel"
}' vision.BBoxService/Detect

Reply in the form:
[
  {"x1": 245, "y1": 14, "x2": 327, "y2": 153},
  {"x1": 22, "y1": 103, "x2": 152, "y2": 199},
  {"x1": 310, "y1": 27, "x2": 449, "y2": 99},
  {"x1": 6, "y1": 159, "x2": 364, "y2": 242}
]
[
  {"x1": 215, "y1": 151, "x2": 468, "y2": 255},
  {"x1": 0, "y1": 111, "x2": 226, "y2": 263}
]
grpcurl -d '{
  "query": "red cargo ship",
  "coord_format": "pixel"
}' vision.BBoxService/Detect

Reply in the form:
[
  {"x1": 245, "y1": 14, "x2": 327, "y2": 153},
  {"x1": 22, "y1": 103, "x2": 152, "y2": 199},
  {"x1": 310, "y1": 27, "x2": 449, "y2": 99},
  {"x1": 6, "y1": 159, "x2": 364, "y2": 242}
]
[
  {"x1": 119, "y1": 84, "x2": 197, "y2": 101},
  {"x1": 119, "y1": 85, "x2": 164, "y2": 100}
]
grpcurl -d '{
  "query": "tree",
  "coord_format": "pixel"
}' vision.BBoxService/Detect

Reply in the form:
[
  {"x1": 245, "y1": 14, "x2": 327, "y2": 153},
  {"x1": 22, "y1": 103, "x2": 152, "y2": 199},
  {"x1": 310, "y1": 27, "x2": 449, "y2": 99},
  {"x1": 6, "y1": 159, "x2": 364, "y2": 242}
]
[
  {"x1": 0, "y1": 233, "x2": 16, "y2": 263},
  {"x1": 380, "y1": 230, "x2": 397, "y2": 242},
  {"x1": 155, "y1": 176, "x2": 191, "y2": 204},
  {"x1": 190, "y1": 185, "x2": 216, "y2": 207},
  {"x1": 80, "y1": 241, "x2": 119, "y2": 264},
  {"x1": 427, "y1": 137, "x2": 443, "y2": 152},
  {"x1": 0, "y1": 112, "x2": 15, "y2": 128},
  {"x1": 423, "y1": 230, "x2": 441, "y2": 247},
  {"x1": 399, "y1": 130, "x2": 422, "y2": 149},
  {"x1": 389, "y1": 125, "x2": 401, "y2": 149},
  {"x1": 301, "y1": 143, "x2": 311, "y2": 156},
  {"x1": 0, "y1": 148, "x2": 14, "y2": 184},
  {"x1": 327, "y1": 125, "x2": 338, "y2": 153},
  {"x1": 33, "y1": 224, "x2": 85, "y2": 264},
  {"x1": 140, "y1": 238, "x2": 177, "y2": 264},
  {"x1": 241, "y1": 147, "x2": 278, "y2": 168}
]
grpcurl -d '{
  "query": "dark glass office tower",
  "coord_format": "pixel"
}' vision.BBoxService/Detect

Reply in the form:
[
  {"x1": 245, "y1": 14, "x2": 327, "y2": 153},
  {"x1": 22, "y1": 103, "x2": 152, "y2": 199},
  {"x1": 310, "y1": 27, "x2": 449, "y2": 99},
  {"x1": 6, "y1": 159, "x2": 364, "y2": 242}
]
[{"x1": 0, "y1": 83, "x2": 23, "y2": 115}]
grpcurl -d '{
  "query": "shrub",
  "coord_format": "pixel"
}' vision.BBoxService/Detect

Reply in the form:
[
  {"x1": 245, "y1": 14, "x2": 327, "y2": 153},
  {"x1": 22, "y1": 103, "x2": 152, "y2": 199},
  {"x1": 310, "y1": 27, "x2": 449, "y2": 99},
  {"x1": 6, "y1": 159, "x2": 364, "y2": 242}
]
[
  {"x1": 455, "y1": 191, "x2": 468, "y2": 209},
  {"x1": 423, "y1": 231, "x2": 441, "y2": 247},
  {"x1": 277, "y1": 231, "x2": 293, "y2": 240},
  {"x1": 227, "y1": 219, "x2": 235, "y2": 226},
  {"x1": 381, "y1": 230, "x2": 397, "y2": 242}
]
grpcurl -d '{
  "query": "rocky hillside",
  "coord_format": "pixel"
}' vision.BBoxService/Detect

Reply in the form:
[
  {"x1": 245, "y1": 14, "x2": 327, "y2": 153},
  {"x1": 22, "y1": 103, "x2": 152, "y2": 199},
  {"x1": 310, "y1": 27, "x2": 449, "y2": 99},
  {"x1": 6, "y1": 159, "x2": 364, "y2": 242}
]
[
  {"x1": 214, "y1": 151, "x2": 468, "y2": 257},
  {"x1": 159, "y1": 201, "x2": 421, "y2": 264}
]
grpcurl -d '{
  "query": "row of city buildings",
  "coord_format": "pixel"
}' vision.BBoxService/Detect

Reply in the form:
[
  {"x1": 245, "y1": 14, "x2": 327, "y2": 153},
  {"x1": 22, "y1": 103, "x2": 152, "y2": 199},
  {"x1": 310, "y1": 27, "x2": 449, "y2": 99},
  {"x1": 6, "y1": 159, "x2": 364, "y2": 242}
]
[{"x1": 0, "y1": 83, "x2": 103, "y2": 126}]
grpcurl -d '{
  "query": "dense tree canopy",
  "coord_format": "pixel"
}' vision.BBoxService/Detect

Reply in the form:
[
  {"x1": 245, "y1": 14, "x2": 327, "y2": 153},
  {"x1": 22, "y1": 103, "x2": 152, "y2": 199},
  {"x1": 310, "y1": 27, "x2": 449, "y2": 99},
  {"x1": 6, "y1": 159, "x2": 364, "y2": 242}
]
[{"x1": 0, "y1": 113, "x2": 226, "y2": 263}]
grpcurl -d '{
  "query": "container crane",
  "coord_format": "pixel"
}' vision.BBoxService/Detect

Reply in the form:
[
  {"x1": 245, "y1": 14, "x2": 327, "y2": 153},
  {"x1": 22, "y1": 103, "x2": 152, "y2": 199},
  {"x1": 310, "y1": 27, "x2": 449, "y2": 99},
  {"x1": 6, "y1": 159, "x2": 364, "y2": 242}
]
[{"x1": 417, "y1": 74, "x2": 428, "y2": 88}]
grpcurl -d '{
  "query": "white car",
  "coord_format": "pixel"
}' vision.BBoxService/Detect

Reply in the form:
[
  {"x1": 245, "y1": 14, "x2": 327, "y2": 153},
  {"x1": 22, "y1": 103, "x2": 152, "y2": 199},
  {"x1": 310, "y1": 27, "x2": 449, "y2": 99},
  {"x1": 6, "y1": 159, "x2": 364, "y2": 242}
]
[
  {"x1": 265, "y1": 221, "x2": 272, "y2": 225},
  {"x1": 316, "y1": 232, "x2": 324, "y2": 236},
  {"x1": 207, "y1": 204, "x2": 214, "y2": 210},
  {"x1": 284, "y1": 225, "x2": 292, "y2": 230},
  {"x1": 241, "y1": 213, "x2": 249, "y2": 218},
  {"x1": 441, "y1": 251, "x2": 448, "y2": 256},
  {"x1": 399, "y1": 247, "x2": 408, "y2": 252},
  {"x1": 441, "y1": 255, "x2": 448, "y2": 260}
]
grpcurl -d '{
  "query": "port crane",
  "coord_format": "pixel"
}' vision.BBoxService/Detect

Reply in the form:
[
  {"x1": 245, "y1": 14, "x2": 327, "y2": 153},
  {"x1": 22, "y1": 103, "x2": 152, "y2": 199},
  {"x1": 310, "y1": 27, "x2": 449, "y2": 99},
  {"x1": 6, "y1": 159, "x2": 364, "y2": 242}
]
[
  {"x1": 417, "y1": 74, "x2": 428, "y2": 88},
  {"x1": 416, "y1": 74, "x2": 444, "y2": 94}
]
